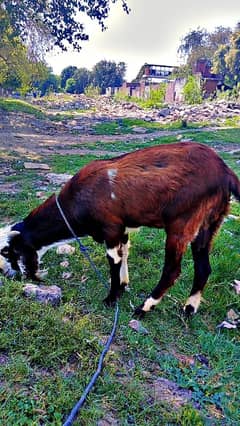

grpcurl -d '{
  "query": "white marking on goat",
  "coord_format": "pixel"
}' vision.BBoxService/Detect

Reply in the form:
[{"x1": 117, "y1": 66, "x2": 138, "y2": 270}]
[
  {"x1": 120, "y1": 240, "x2": 130, "y2": 285},
  {"x1": 111, "y1": 192, "x2": 117, "y2": 200},
  {"x1": 0, "y1": 225, "x2": 13, "y2": 247},
  {"x1": 0, "y1": 225, "x2": 19, "y2": 276},
  {"x1": 37, "y1": 239, "x2": 75, "y2": 263},
  {"x1": 107, "y1": 246, "x2": 121, "y2": 264},
  {"x1": 142, "y1": 296, "x2": 162, "y2": 312},
  {"x1": 184, "y1": 291, "x2": 202, "y2": 313},
  {"x1": 17, "y1": 257, "x2": 27, "y2": 275},
  {"x1": 107, "y1": 168, "x2": 118, "y2": 185}
]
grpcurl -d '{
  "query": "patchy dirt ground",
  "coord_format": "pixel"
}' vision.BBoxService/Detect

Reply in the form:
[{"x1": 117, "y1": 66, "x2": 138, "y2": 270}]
[
  {"x1": 0, "y1": 108, "x2": 238, "y2": 157},
  {"x1": 0, "y1": 100, "x2": 240, "y2": 195}
]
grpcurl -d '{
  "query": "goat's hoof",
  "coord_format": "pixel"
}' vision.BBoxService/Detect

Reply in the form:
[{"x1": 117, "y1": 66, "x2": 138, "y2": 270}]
[
  {"x1": 133, "y1": 306, "x2": 146, "y2": 319},
  {"x1": 183, "y1": 304, "x2": 195, "y2": 318},
  {"x1": 103, "y1": 296, "x2": 117, "y2": 308}
]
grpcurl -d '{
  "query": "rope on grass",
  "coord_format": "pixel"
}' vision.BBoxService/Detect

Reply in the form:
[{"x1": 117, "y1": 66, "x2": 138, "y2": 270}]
[{"x1": 55, "y1": 195, "x2": 120, "y2": 426}]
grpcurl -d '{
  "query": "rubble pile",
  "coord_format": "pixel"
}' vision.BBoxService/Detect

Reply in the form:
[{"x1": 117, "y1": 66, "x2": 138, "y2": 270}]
[{"x1": 33, "y1": 95, "x2": 240, "y2": 126}]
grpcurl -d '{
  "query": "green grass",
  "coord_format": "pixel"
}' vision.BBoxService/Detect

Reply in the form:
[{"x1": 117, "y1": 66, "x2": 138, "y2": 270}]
[
  {"x1": 0, "y1": 130, "x2": 240, "y2": 424},
  {"x1": 92, "y1": 118, "x2": 206, "y2": 136},
  {"x1": 181, "y1": 127, "x2": 240, "y2": 146},
  {"x1": 0, "y1": 98, "x2": 45, "y2": 119},
  {"x1": 0, "y1": 98, "x2": 92, "y2": 123}
]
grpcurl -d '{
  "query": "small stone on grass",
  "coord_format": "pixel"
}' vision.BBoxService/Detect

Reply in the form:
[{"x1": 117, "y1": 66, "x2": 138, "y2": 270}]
[{"x1": 23, "y1": 283, "x2": 62, "y2": 306}]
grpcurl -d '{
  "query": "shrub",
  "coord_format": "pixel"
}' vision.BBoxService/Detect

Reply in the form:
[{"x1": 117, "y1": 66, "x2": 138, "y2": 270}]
[
  {"x1": 84, "y1": 84, "x2": 101, "y2": 98},
  {"x1": 183, "y1": 75, "x2": 203, "y2": 104}
]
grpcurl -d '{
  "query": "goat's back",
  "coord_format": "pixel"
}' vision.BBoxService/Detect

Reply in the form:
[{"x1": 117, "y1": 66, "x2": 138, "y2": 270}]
[{"x1": 64, "y1": 142, "x2": 240, "y2": 227}]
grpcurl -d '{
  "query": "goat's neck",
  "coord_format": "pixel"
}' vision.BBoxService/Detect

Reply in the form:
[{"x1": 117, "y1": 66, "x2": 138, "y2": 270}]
[{"x1": 21, "y1": 194, "x2": 78, "y2": 250}]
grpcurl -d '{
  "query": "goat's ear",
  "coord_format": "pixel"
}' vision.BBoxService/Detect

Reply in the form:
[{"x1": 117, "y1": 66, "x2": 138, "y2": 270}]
[{"x1": 9, "y1": 230, "x2": 20, "y2": 238}]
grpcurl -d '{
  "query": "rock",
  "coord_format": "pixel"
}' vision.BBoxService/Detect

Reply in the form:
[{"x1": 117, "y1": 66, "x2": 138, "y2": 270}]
[
  {"x1": 60, "y1": 260, "x2": 69, "y2": 268},
  {"x1": 158, "y1": 107, "x2": 171, "y2": 117},
  {"x1": 233, "y1": 280, "x2": 240, "y2": 294},
  {"x1": 23, "y1": 284, "x2": 62, "y2": 306},
  {"x1": 62, "y1": 272, "x2": 72, "y2": 279},
  {"x1": 36, "y1": 191, "x2": 46, "y2": 199},
  {"x1": 128, "y1": 319, "x2": 148, "y2": 334},
  {"x1": 227, "y1": 308, "x2": 239, "y2": 321},
  {"x1": 45, "y1": 173, "x2": 72, "y2": 186},
  {"x1": 24, "y1": 162, "x2": 50, "y2": 170},
  {"x1": 97, "y1": 414, "x2": 119, "y2": 426},
  {"x1": 56, "y1": 244, "x2": 75, "y2": 255},
  {"x1": 152, "y1": 377, "x2": 192, "y2": 408},
  {"x1": 132, "y1": 126, "x2": 148, "y2": 134},
  {"x1": 0, "y1": 353, "x2": 9, "y2": 365}
]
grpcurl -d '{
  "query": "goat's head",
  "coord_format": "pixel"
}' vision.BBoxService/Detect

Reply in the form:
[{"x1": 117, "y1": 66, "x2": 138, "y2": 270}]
[{"x1": 0, "y1": 226, "x2": 39, "y2": 280}]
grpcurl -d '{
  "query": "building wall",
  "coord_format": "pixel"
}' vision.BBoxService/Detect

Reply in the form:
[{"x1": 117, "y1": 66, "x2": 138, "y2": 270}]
[
  {"x1": 203, "y1": 79, "x2": 218, "y2": 97},
  {"x1": 165, "y1": 78, "x2": 186, "y2": 103},
  {"x1": 107, "y1": 59, "x2": 221, "y2": 102}
]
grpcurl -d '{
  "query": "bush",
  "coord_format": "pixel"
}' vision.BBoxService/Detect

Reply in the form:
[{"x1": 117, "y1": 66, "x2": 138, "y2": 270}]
[
  {"x1": 84, "y1": 84, "x2": 100, "y2": 97},
  {"x1": 114, "y1": 83, "x2": 167, "y2": 109},
  {"x1": 143, "y1": 84, "x2": 167, "y2": 108},
  {"x1": 217, "y1": 82, "x2": 240, "y2": 101},
  {"x1": 65, "y1": 77, "x2": 76, "y2": 94},
  {"x1": 183, "y1": 75, "x2": 203, "y2": 104}
]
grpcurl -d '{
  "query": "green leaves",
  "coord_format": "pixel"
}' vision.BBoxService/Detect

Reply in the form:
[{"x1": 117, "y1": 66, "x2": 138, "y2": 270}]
[{"x1": 2, "y1": 1, "x2": 129, "y2": 53}]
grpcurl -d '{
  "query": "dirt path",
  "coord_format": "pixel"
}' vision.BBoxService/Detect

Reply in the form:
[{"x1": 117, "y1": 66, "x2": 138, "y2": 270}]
[{"x1": 1, "y1": 110, "x2": 239, "y2": 161}]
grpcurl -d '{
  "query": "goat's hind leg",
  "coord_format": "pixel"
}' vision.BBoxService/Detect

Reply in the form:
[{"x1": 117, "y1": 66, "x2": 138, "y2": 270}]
[
  {"x1": 184, "y1": 226, "x2": 216, "y2": 316},
  {"x1": 134, "y1": 232, "x2": 187, "y2": 318}
]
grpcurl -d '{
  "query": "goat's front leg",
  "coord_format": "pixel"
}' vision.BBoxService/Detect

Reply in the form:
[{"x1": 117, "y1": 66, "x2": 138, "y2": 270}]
[
  {"x1": 104, "y1": 245, "x2": 122, "y2": 307},
  {"x1": 104, "y1": 235, "x2": 130, "y2": 307}
]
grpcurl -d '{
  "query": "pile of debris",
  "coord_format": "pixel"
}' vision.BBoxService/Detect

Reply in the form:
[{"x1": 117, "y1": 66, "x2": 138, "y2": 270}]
[
  {"x1": 157, "y1": 100, "x2": 240, "y2": 125},
  {"x1": 32, "y1": 94, "x2": 240, "y2": 126}
]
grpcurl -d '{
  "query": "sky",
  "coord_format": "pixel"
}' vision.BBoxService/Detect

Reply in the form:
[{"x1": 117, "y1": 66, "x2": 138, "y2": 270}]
[{"x1": 46, "y1": 0, "x2": 240, "y2": 82}]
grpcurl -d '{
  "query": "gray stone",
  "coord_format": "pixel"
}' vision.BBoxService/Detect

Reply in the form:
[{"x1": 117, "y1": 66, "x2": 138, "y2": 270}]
[
  {"x1": 45, "y1": 173, "x2": 72, "y2": 185},
  {"x1": 158, "y1": 107, "x2": 171, "y2": 117},
  {"x1": 132, "y1": 126, "x2": 148, "y2": 133},
  {"x1": 24, "y1": 162, "x2": 50, "y2": 170},
  {"x1": 23, "y1": 284, "x2": 62, "y2": 306}
]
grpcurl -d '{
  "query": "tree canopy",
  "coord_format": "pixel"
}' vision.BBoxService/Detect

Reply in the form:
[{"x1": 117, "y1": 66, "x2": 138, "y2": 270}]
[
  {"x1": 1, "y1": 0, "x2": 130, "y2": 57},
  {"x1": 92, "y1": 60, "x2": 126, "y2": 93},
  {"x1": 212, "y1": 27, "x2": 240, "y2": 87},
  {"x1": 177, "y1": 26, "x2": 232, "y2": 70},
  {"x1": 177, "y1": 23, "x2": 240, "y2": 90},
  {"x1": 61, "y1": 60, "x2": 126, "y2": 94},
  {"x1": 0, "y1": 7, "x2": 48, "y2": 92}
]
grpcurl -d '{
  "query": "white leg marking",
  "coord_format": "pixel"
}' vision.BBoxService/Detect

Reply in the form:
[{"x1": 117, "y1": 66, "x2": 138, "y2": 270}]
[
  {"x1": 17, "y1": 257, "x2": 27, "y2": 275},
  {"x1": 142, "y1": 296, "x2": 162, "y2": 312},
  {"x1": 120, "y1": 241, "x2": 130, "y2": 285},
  {"x1": 107, "y1": 246, "x2": 121, "y2": 264},
  {"x1": 184, "y1": 291, "x2": 202, "y2": 313}
]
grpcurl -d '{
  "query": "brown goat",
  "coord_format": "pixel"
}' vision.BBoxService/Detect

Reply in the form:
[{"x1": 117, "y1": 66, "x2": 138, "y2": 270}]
[{"x1": 0, "y1": 142, "x2": 239, "y2": 317}]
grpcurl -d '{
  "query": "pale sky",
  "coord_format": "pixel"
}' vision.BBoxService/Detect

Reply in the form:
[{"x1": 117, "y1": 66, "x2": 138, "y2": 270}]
[{"x1": 46, "y1": 0, "x2": 240, "y2": 81}]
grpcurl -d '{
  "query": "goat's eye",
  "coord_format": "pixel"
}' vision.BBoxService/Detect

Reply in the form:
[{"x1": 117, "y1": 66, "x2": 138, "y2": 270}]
[{"x1": 1, "y1": 247, "x2": 9, "y2": 257}]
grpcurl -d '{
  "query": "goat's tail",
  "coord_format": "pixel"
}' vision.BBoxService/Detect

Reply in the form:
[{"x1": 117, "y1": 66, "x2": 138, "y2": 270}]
[{"x1": 228, "y1": 169, "x2": 240, "y2": 202}]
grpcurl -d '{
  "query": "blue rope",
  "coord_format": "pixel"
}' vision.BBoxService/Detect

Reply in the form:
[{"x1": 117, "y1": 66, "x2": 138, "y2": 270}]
[
  {"x1": 63, "y1": 303, "x2": 119, "y2": 426},
  {"x1": 55, "y1": 195, "x2": 120, "y2": 426}
]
